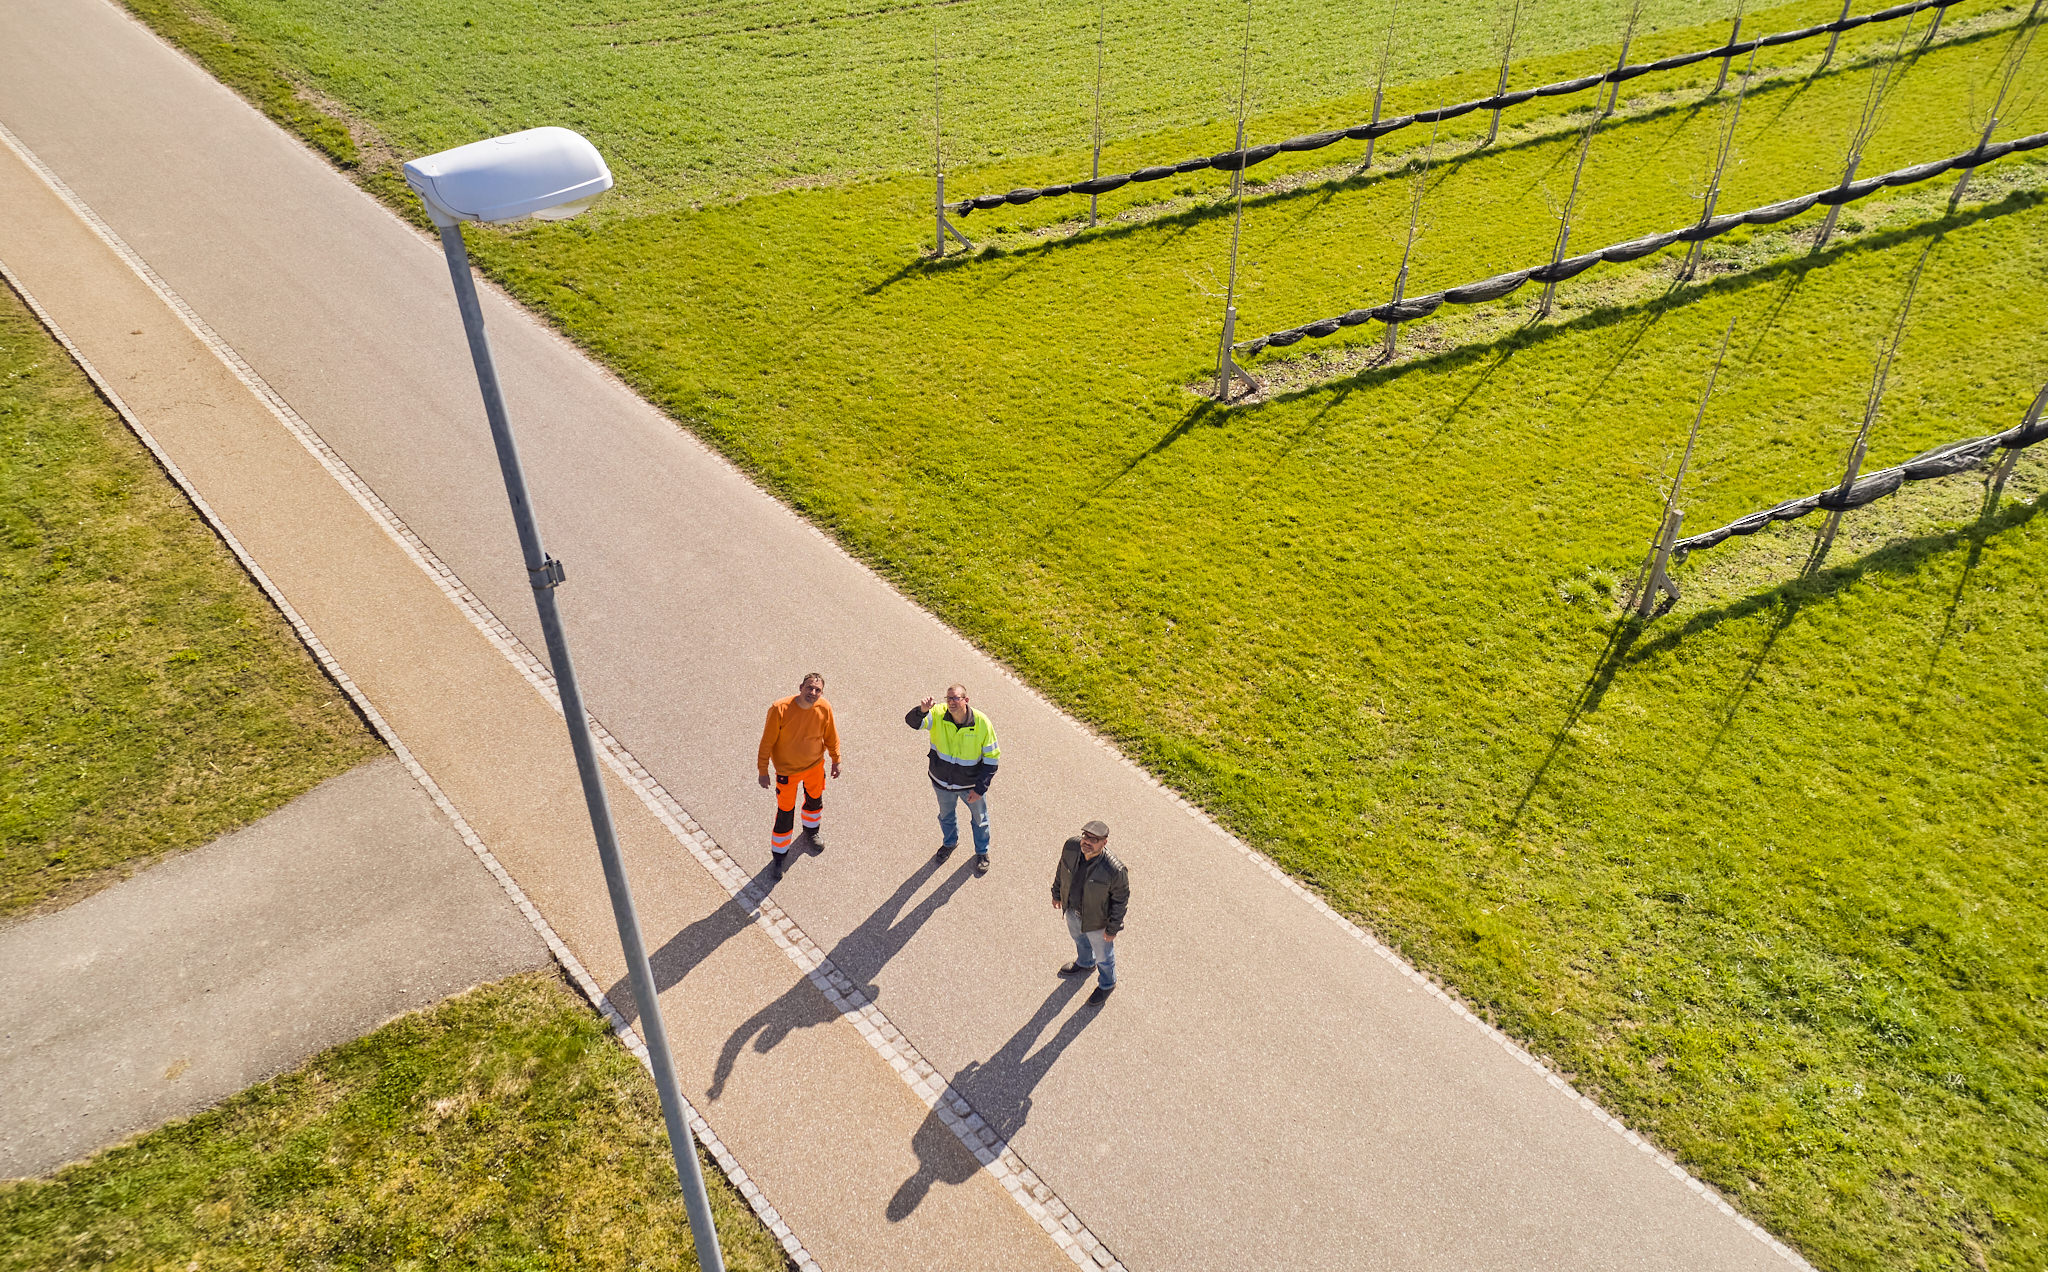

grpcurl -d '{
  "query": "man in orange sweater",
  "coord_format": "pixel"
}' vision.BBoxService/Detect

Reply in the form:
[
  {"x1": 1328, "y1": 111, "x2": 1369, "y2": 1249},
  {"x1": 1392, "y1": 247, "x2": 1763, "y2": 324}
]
[{"x1": 757, "y1": 671, "x2": 843, "y2": 879}]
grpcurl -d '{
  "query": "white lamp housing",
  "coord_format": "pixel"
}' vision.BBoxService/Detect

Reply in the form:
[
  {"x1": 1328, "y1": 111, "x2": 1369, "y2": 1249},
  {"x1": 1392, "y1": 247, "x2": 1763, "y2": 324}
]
[{"x1": 403, "y1": 127, "x2": 612, "y2": 227}]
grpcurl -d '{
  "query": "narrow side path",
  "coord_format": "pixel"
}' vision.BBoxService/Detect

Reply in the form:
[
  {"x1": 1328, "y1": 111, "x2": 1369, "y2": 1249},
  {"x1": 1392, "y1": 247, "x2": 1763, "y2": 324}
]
[{"x1": 0, "y1": 758, "x2": 547, "y2": 1179}]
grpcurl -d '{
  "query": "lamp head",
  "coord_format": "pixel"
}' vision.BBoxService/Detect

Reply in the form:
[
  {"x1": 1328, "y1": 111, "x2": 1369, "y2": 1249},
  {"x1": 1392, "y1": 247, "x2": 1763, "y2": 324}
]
[{"x1": 403, "y1": 127, "x2": 612, "y2": 228}]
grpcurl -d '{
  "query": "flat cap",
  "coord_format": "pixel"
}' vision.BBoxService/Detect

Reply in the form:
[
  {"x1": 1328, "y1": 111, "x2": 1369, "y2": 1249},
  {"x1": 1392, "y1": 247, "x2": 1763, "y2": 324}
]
[{"x1": 1081, "y1": 819, "x2": 1110, "y2": 838}]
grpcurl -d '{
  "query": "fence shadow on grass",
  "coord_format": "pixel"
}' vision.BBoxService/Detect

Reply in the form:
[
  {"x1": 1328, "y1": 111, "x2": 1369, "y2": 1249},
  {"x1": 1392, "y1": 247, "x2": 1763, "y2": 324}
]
[
  {"x1": 1221, "y1": 187, "x2": 2041, "y2": 424},
  {"x1": 1506, "y1": 489, "x2": 2037, "y2": 831},
  {"x1": 1627, "y1": 489, "x2": 2040, "y2": 668}
]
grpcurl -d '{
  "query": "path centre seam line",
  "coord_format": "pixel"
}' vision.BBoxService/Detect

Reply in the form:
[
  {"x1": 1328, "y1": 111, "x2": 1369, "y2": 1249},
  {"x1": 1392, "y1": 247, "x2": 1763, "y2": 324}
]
[
  {"x1": 0, "y1": 119, "x2": 1117, "y2": 1272},
  {"x1": 0, "y1": 124, "x2": 820, "y2": 1272}
]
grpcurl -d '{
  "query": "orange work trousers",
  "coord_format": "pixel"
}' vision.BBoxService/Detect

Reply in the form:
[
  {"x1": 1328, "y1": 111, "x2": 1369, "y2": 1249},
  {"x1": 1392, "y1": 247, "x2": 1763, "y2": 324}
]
[{"x1": 771, "y1": 760, "x2": 826, "y2": 854}]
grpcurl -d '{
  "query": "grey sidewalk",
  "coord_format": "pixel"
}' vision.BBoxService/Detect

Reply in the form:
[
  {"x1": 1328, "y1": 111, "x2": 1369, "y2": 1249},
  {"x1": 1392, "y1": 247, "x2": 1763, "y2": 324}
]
[
  {"x1": 0, "y1": 758, "x2": 547, "y2": 1178},
  {"x1": 0, "y1": 0, "x2": 1807, "y2": 1266}
]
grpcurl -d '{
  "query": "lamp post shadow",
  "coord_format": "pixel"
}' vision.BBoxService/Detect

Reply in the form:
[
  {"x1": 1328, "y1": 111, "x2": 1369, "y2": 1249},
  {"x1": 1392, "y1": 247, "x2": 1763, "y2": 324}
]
[{"x1": 888, "y1": 976, "x2": 1097, "y2": 1222}]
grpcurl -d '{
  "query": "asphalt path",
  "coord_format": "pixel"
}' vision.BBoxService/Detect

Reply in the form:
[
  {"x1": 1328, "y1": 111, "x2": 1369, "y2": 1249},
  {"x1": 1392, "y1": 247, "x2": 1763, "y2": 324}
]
[
  {"x1": 0, "y1": 758, "x2": 547, "y2": 1178},
  {"x1": 0, "y1": 0, "x2": 1807, "y2": 1266}
]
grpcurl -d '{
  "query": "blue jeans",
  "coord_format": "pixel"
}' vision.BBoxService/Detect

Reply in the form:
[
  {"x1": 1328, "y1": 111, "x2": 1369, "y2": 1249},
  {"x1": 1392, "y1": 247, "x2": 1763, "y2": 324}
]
[
  {"x1": 933, "y1": 781, "x2": 991, "y2": 856},
  {"x1": 1066, "y1": 909, "x2": 1116, "y2": 988}
]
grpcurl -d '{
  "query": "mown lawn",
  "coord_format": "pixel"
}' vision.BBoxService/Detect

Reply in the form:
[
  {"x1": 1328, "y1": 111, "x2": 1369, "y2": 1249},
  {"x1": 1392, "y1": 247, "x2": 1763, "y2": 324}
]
[
  {"x1": 109, "y1": 0, "x2": 2048, "y2": 1267},
  {"x1": 0, "y1": 972, "x2": 789, "y2": 1272},
  {"x1": 0, "y1": 280, "x2": 381, "y2": 917},
  {"x1": 123, "y1": 0, "x2": 1920, "y2": 211}
]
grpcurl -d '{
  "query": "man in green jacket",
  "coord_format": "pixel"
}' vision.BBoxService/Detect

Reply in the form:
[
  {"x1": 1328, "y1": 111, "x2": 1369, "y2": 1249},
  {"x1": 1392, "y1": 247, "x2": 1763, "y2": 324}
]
[
  {"x1": 905, "y1": 684, "x2": 1001, "y2": 874},
  {"x1": 1051, "y1": 819, "x2": 1129, "y2": 1004}
]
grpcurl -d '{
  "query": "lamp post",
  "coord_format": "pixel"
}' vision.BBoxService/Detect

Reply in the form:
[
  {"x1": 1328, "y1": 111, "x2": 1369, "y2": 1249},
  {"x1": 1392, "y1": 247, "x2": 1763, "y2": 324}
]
[{"x1": 403, "y1": 127, "x2": 727, "y2": 1272}]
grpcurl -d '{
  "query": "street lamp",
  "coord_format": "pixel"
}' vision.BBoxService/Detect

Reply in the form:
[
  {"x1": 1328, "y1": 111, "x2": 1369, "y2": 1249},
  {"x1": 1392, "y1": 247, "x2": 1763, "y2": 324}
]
[{"x1": 404, "y1": 127, "x2": 726, "y2": 1272}]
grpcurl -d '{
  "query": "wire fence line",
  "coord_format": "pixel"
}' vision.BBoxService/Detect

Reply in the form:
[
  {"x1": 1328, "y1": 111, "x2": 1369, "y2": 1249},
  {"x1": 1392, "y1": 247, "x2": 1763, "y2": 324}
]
[
  {"x1": 947, "y1": 0, "x2": 1967, "y2": 218},
  {"x1": 1227, "y1": 128, "x2": 2047, "y2": 357},
  {"x1": 1670, "y1": 398, "x2": 2048, "y2": 557}
]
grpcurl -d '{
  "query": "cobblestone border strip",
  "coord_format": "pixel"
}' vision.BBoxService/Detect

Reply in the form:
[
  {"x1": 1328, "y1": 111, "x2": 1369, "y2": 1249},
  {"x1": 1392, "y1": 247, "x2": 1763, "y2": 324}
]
[
  {"x1": 0, "y1": 123, "x2": 817, "y2": 1272},
  {"x1": 0, "y1": 119, "x2": 1116, "y2": 1272}
]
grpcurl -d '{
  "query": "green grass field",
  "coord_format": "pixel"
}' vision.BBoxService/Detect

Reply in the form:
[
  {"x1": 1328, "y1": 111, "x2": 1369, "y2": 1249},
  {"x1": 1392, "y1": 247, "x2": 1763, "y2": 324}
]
[
  {"x1": 0, "y1": 972, "x2": 788, "y2": 1271},
  {"x1": 109, "y1": 0, "x2": 2048, "y2": 1267},
  {"x1": 0, "y1": 280, "x2": 382, "y2": 917}
]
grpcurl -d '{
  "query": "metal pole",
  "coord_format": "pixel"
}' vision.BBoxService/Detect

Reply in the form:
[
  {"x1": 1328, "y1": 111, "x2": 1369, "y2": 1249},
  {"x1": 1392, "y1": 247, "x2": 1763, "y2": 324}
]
[
  {"x1": 1986, "y1": 380, "x2": 2048, "y2": 505},
  {"x1": 434, "y1": 224, "x2": 727, "y2": 1272},
  {"x1": 1635, "y1": 507, "x2": 1685, "y2": 617},
  {"x1": 1090, "y1": 0, "x2": 1106, "y2": 227}
]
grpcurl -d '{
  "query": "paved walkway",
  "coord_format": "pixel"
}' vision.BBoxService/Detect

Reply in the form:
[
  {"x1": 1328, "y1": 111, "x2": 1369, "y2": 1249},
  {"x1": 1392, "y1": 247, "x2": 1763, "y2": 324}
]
[
  {"x1": 0, "y1": 1, "x2": 1810, "y2": 1268},
  {"x1": 0, "y1": 758, "x2": 549, "y2": 1178}
]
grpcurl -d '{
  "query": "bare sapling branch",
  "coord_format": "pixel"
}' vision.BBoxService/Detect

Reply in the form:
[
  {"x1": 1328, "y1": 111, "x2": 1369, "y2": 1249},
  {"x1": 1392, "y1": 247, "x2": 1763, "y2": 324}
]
[
  {"x1": 1713, "y1": 0, "x2": 1747, "y2": 94},
  {"x1": 1808, "y1": 242, "x2": 1929, "y2": 572},
  {"x1": 1485, "y1": 0, "x2": 1524, "y2": 146},
  {"x1": 1360, "y1": 0, "x2": 1400, "y2": 172},
  {"x1": 1814, "y1": 9, "x2": 1921, "y2": 251},
  {"x1": 1604, "y1": 0, "x2": 1645, "y2": 118},
  {"x1": 1682, "y1": 46, "x2": 1756, "y2": 280},
  {"x1": 1090, "y1": 0, "x2": 1108, "y2": 227},
  {"x1": 1216, "y1": 0, "x2": 1263, "y2": 401},
  {"x1": 1632, "y1": 318, "x2": 1735, "y2": 617},
  {"x1": 932, "y1": 16, "x2": 971, "y2": 256},
  {"x1": 1949, "y1": 0, "x2": 2041, "y2": 211},
  {"x1": 1540, "y1": 108, "x2": 1600, "y2": 316},
  {"x1": 1382, "y1": 119, "x2": 1439, "y2": 359}
]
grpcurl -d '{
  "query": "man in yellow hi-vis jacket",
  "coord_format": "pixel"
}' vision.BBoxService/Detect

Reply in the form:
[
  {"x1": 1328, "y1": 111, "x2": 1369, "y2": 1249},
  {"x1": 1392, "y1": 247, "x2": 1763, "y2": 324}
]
[{"x1": 904, "y1": 683, "x2": 1001, "y2": 874}]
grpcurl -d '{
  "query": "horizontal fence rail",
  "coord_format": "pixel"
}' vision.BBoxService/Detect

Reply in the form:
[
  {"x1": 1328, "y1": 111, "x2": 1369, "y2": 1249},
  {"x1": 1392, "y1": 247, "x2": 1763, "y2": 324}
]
[
  {"x1": 1230, "y1": 129, "x2": 2048, "y2": 357},
  {"x1": 1671, "y1": 400, "x2": 2048, "y2": 556},
  {"x1": 949, "y1": 0, "x2": 1964, "y2": 218}
]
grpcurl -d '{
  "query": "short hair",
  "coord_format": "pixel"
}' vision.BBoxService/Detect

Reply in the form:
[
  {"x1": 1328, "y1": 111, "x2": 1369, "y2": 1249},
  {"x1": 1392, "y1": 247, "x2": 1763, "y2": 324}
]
[
  {"x1": 946, "y1": 683, "x2": 968, "y2": 698},
  {"x1": 800, "y1": 672, "x2": 825, "y2": 690}
]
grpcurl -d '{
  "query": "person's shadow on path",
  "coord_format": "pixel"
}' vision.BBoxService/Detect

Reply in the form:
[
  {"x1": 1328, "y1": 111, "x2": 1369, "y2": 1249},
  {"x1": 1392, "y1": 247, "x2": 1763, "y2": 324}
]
[
  {"x1": 601, "y1": 863, "x2": 789, "y2": 1027},
  {"x1": 706, "y1": 852, "x2": 975, "y2": 1098},
  {"x1": 887, "y1": 976, "x2": 1098, "y2": 1222}
]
